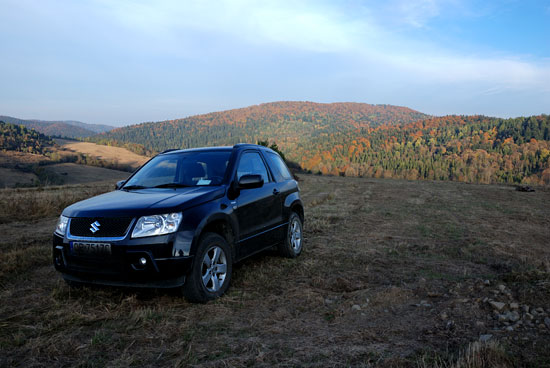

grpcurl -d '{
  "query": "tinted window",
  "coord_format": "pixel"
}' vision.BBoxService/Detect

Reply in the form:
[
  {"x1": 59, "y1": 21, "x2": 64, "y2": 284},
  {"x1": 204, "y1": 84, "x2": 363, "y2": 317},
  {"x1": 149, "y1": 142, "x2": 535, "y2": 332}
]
[
  {"x1": 237, "y1": 152, "x2": 270, "y2": 183},
  {"x1": 265, "y1": 152, "x2": 292, "y2": 181},
  {"x1": 124, "y1": 151, "x2": 230, "y2": 188}
]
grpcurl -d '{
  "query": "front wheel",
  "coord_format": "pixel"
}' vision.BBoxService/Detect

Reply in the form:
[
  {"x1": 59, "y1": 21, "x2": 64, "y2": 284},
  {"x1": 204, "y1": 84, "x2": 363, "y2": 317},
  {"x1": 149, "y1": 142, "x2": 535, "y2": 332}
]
[
  {"x1": 183, "y1": 233, "x2": 232, "y2": 303},
  {"x1": 278, "y1": 212, "x2": 303, "y2": 258}
]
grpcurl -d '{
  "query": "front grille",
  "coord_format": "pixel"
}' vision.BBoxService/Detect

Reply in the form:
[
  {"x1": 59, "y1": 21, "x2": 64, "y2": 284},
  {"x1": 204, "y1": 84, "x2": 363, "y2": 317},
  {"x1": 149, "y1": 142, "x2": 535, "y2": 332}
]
[{"x1": 69, "y1": 217, "x2": 133, "y2": 237}]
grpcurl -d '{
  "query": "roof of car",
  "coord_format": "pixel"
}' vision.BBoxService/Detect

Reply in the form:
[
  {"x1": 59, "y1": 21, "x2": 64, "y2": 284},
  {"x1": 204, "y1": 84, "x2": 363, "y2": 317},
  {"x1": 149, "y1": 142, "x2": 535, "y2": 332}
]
[{"x1": 159, "y1": 144, "x2": 274, "y2": 155}]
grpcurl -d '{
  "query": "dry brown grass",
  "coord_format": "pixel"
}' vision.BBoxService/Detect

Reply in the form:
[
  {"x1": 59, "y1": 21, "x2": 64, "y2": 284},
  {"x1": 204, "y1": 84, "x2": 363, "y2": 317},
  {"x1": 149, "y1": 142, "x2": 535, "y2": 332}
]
[
  {"x1": 55, "y1": 139, "x2": 149, "y2": 168},
  {"x1": 0, "y1": 182, "x2": 115, "y2": 223},
  {"x1": 1, "y1": 174, "x2": 550, "y2": 367}
]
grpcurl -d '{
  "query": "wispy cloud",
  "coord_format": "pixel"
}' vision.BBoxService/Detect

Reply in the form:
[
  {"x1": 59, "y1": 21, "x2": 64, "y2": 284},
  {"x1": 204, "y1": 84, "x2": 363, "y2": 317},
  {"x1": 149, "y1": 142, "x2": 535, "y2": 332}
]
[
  {"x1": 98, "y1": 0, "x2": 550, "y2": 90},
  {"x1": 1, "y1": 0, "x2": 548, "y2": 122}
]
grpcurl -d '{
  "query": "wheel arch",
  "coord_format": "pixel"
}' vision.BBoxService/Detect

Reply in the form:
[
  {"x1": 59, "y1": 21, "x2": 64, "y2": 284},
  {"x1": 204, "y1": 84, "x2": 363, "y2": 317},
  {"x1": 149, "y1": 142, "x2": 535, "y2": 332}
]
[
  {"x1": 193, "y1": 214, "x2": 238, "y2": 262},
  {"x1": 284, "y1": 193, "x2": 304, "y2": 224}
]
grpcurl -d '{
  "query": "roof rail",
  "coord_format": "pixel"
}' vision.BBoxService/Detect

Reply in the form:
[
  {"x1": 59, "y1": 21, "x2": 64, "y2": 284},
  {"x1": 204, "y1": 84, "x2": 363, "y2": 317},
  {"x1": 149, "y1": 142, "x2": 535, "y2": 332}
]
[{"x1": 233, "y1": 143, "x2": 258, "y2": 149}]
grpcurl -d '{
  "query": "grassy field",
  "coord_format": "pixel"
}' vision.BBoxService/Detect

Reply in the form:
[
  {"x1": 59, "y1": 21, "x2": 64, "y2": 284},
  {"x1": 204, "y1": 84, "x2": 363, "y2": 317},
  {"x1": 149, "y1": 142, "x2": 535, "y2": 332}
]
[
  {"x1": 0, "y1": 142, "x2": 141, "y2": 188},
  {"x1": 46, "y1": 163, "x2": 130, "y2": 185},
  {"x1": 55, "y1": 139, "x2": 149, "y2": 168},
  {"x1": 1, "y1": 174, "x2": 549, "y2": 367}
]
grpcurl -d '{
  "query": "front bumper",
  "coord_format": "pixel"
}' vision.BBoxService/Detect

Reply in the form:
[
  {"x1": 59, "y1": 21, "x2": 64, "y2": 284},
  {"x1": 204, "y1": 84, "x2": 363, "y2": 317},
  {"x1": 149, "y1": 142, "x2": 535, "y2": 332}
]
[{"x1": 52, "y1": 233, "x2": 193, "y2": 288}]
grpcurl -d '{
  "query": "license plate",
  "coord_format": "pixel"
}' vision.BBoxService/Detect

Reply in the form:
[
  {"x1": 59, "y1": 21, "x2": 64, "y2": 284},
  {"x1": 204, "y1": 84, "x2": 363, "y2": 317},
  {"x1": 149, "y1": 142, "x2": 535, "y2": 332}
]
[{"x1": 71, "y1": 242, "x2": 111, "y2": 256}]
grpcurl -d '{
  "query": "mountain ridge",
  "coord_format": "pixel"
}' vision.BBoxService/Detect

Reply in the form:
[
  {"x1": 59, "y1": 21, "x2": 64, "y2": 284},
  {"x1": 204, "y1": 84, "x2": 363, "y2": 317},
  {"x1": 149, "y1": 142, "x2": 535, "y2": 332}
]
[
  {"x1": 0, "y1": 115, "x2": 114, "y2": 138},
  {"x1": 90, "y1": 101, "x2": 429, "y2": 154}
]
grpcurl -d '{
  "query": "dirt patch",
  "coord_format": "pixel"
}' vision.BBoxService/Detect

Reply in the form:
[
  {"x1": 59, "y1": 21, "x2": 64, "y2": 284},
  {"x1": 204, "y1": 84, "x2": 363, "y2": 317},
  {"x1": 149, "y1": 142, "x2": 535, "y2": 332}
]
[{"x1": 1, "y1": 175, "x2": 549, "y2": 366}]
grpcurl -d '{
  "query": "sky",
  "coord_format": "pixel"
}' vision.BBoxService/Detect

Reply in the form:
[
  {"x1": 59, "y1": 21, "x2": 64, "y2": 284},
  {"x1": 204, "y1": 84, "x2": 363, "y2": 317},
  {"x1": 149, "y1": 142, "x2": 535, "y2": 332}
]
[{"x1": 0, "y1": 0, "x2": 549, "y2": 126}]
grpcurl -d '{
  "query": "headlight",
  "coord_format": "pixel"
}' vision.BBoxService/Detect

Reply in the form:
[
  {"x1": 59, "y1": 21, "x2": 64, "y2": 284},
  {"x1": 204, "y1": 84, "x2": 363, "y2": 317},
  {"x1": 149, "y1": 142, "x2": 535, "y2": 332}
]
[
  {"x1": 55, "y1": 215, "x2": 69, "y2": 236},
  {"x1": 131, "y1": 212, "x2": 183, "y2": 238}
]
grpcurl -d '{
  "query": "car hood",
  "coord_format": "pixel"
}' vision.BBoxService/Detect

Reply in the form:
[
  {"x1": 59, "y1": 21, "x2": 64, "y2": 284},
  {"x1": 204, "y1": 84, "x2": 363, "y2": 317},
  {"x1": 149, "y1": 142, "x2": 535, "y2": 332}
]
[{"x1": 62, "y1": 186, "x2": 226, "y2": 218}]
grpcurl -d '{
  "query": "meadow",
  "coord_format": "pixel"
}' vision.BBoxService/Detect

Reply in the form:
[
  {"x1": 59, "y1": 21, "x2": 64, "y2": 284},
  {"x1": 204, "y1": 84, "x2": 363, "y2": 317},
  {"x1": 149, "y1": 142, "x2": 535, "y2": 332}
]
[{"x1": 1, "y1": 174, "x2": 549, "y2": 367}]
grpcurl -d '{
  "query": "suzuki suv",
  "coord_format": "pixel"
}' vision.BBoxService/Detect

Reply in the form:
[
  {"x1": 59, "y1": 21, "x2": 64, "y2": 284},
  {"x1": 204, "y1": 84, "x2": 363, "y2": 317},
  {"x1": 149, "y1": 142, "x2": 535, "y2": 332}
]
[{"x1": 52, "y1": 144, "x2": 304, "y2": 302}]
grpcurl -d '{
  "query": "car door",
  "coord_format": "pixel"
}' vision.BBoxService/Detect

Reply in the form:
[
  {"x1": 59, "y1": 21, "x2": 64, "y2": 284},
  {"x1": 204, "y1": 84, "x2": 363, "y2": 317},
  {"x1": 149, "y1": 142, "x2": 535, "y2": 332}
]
[{"x1": 234, "y1": 150, "x2": 283, "y2": 257}]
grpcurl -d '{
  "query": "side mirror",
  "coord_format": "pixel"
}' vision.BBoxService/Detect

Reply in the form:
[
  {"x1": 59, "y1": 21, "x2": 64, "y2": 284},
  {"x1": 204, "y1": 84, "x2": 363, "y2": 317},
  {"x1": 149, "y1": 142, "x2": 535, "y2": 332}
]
[
  {"x1": 115, "y1": 180, "x2": 126, "y2": 190},
  {"x1": 237, "y1": 174, "x2": 264, "y2": 189}
]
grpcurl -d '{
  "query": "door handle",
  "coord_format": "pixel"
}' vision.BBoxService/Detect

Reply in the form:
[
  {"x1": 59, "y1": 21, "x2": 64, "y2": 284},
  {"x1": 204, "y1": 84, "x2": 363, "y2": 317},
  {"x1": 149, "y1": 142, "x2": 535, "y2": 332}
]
[{"x1": 273, "y1": 188, "x2": 280, "y2": 195}]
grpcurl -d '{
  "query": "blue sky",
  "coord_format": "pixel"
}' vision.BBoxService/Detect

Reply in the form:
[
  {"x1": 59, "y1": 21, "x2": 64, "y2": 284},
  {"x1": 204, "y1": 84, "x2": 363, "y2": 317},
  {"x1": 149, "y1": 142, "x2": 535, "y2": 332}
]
[{"x1": 1, "y1": 0, "x2": 549, "y2": 126}]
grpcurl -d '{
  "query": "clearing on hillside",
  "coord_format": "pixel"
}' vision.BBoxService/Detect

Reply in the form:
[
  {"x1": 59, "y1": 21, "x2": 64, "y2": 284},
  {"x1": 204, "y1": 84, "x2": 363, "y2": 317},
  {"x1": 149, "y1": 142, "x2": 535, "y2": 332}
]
[
  {"x1": 0, "y1": 174, "x2": 549, "y2": 366},
  {"x1": 55, "y1": 139, "x2": 149, "y2": 168}
]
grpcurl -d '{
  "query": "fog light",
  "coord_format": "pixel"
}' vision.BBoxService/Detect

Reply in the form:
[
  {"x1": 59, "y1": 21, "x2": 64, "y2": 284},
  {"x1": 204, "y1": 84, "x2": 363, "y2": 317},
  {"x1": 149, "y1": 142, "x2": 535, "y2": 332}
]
[{"x1": 139, "y1": 257, "x2": 147, "y2": 266}]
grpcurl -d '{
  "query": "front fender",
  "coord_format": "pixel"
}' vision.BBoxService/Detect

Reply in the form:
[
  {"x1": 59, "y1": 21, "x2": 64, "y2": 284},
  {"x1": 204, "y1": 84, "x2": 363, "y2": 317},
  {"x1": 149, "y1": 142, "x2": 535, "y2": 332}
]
[{"x1": 172, "y1": 199, "x2": 238, "y2": 259}]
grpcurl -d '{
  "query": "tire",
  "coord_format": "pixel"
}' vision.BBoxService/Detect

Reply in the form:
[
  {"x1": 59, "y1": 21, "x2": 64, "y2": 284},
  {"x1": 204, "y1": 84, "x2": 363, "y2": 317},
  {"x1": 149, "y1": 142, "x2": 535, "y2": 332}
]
[
  {"x1": 278, "y1": 212, "x2": 303, "y2": 258},
  {"x1": 183, "y1": 232, "x2": 233, "y2": 303}
]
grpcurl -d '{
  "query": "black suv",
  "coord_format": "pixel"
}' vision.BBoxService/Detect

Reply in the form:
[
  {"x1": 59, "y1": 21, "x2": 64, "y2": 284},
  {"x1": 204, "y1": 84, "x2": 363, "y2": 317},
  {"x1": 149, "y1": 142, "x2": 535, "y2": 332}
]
[{"x1": 52, "y1": 144, "x2": 304, "y2": 302}]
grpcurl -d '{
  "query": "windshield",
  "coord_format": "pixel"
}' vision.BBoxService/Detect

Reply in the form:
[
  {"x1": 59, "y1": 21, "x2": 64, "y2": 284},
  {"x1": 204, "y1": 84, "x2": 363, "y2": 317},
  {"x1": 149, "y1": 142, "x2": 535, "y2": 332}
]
[{"x1": 123, "y1": 151, "x2": 231, "y2": 189}]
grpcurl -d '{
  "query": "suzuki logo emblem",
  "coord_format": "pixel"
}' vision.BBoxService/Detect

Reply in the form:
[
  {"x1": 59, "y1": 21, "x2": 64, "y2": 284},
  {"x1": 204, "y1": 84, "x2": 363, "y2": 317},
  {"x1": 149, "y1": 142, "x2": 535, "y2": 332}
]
[{"x1": 90, "y1": 221, "x2": 101, "y2": 233}]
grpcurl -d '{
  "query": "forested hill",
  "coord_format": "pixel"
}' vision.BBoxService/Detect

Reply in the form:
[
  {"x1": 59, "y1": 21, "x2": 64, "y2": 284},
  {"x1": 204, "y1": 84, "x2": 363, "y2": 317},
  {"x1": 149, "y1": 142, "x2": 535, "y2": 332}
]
[
  {"x1": 298, "y1": 114, "x2": 550, "y2": 185},
  {"x1": 0, "y1": 116, "x2": 113, "y2": 138},
  {"x1": 0, "y1": 121, "x2": 54, "y2": 154},
  {"x1": 86, "y1": 101, "x2": 550, "y2": 185},
  {"x1": 88, "y1": 101, "x2": 429, "y2": 155}
]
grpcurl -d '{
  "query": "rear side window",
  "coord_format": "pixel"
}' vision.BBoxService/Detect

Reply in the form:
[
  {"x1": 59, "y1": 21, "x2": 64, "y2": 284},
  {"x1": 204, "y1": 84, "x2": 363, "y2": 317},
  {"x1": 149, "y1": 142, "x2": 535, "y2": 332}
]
[
  {"x1": 237, "y1": 152, "x2": 270, "y2": 183},
  {"x1": 265, "y1": 152, "x2": 292, "y2": 181}
]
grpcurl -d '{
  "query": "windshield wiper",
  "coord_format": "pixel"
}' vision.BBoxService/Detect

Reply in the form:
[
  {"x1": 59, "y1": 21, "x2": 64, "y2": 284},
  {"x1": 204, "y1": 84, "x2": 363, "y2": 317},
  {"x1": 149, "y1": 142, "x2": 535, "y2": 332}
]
[
  {"x1": 122, "y1": 185, "x2": 149, "y2": 190},
  {"x1": 153, "y1": 183, "x2": 190, "y2": 188}
]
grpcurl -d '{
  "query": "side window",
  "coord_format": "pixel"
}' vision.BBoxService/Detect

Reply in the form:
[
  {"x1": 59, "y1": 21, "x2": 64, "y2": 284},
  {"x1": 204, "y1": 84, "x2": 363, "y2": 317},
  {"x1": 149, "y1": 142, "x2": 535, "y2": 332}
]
[
  {"x1": 265, "y1": 152, "x2": 292, "y2": 181},
  {"x1": 237, "y1": 152, "x2": 270, "y2": 183}
]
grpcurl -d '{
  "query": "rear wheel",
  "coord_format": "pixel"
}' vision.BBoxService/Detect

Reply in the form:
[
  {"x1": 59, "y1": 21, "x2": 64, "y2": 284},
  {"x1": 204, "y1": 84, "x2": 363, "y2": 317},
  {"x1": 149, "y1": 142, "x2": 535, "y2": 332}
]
[
  {"x1": 183, "y1": 233, "x2": 232, "y2": 303},
  {"x1": 278, "y1": 212, "x2": 303, "y2": 258}
]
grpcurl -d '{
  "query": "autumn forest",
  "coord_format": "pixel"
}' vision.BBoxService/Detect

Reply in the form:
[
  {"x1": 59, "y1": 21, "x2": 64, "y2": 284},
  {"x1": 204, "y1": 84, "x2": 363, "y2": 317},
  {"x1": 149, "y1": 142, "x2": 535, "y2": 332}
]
[
  {"x1": 86, "y1": 102, "x2": 550, "y2": 186},
  {"x1": 2, "y1": 102, "x2": 549, "y2": 186}
]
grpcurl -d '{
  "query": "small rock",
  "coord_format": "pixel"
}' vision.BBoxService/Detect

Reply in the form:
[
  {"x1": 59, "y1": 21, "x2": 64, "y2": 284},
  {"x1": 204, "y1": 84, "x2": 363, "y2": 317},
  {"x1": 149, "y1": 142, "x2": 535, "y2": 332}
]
[
  {"x1": 525, "y1": 313, "x2": 534, "y2": 320},
  {"x1": 508, "y1": 311, "x2": 520, "y2": 322},
  {"x1": 544, "y1": 317, "x2": 550, "y2": 328},
  {"x1": 536, "y1": 307, "x2": 544, "y2": 314},
  {"x1": 490, "y1": 301, "x2": 506, "y2": 311},
  {"x1": 475, "y1": 321, "x2": 485, "y2": 328},
  {"x1": 325, "y1": 298, "x2": 333, "y2": 305},
  {"x1": 505, "y1": 326, "x2": 514, "y2": 332},
  {"x1": 351, "y1": 304, "x2": 361, "y2": 311},
  {"x1": 498, "y1": 284, "x2": 506, "y2": 292},
  {"x1": 510, "y1": 302, "x2": 519, "y2": 310},
  {"x1": 498, "y1": 314, "x2": 508, "y2": 322},
  {"x1": 522, "y1": 305, "x2": 530, "y2": 313},
  {"x1": 482, "y1": 297, "x2": 489, "y2": 303},
  {"x1": 479, "y1": 334, "x2": 493, "y2": 342},
  {"x1": 483, "y1": 279, "x2": 491, "y2": 285},
  {"x1": 440, "y1": 312, "x2": 449, "y2": 320}
]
